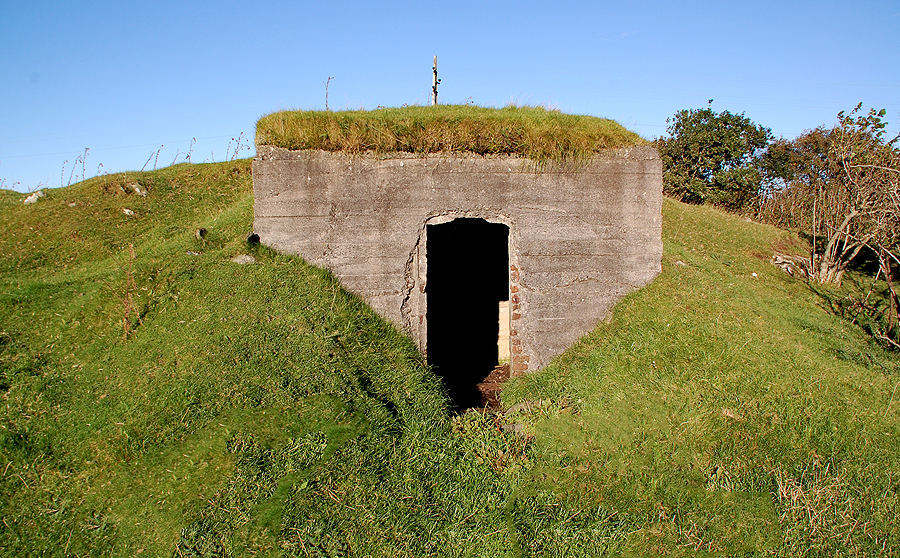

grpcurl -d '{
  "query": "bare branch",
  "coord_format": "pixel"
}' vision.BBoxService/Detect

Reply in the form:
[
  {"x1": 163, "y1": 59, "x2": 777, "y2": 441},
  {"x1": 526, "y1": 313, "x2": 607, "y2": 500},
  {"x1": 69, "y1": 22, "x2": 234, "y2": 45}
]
[{"x1": 848, "y1": 164, "x2": 900, "y2": 175}]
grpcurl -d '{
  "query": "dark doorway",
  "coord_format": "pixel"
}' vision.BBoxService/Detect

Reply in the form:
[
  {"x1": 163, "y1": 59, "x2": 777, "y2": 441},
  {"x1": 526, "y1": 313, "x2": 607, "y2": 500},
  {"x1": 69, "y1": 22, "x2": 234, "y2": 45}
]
[{"x1": 426, "y1": 218, "x2": 509, "y2": 409}]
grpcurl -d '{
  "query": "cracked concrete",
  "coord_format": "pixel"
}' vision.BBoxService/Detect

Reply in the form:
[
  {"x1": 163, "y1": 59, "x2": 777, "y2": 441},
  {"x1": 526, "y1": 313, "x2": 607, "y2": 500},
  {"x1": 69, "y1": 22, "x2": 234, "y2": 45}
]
[{"x1": 253, "y1": 146, "x2": 662, "y2": 371}]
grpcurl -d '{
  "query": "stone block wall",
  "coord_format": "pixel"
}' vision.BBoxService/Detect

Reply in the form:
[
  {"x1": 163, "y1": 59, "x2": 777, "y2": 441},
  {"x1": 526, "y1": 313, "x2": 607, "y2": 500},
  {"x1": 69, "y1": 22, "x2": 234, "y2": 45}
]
[{"x1": 253, "y1": 146, "x2": 662, "y2": 373}]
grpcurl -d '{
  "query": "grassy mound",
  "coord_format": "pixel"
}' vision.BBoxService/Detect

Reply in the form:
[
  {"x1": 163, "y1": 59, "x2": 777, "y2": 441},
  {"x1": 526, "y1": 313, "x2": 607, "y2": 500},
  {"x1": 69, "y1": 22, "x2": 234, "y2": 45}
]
[
  {"x1": 255, "y1": 105, "x2": 645, "y2": 168},
  {"x1": 0, "y1": 164, "x2": 541, "y2": 556},
  {"x1": 1, "y1": 163, "x2": 898, "y2": 556}
]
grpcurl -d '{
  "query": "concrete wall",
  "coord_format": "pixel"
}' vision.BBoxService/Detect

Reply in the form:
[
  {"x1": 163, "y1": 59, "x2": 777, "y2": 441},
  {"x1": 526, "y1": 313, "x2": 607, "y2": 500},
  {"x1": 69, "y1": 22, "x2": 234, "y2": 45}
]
[{"x1": 253, "y1": 146, "x2": 663, "y2": 373}]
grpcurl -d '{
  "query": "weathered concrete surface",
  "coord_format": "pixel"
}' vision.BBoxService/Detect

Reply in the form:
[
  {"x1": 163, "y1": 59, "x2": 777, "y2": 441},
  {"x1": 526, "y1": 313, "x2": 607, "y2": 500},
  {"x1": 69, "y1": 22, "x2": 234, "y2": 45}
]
[{"x1": 253, "y1": 146, "x2": 662, "y2": 372}]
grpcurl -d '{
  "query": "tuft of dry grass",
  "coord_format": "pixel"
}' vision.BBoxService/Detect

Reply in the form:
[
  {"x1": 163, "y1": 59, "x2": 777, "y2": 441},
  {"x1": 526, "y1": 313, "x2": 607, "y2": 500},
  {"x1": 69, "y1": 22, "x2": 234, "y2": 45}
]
[
  {"x1": 255, "y1": 105, "x2": 645, "y2": 168},
  {"x1": 775, "y1": 463, "x2": 873, "y2": 555}
]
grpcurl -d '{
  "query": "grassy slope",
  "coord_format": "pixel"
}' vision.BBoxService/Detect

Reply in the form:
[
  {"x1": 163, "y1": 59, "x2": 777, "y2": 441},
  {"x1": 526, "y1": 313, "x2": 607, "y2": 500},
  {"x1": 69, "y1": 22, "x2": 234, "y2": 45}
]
[
  {"x1": 0, "y1": 164, "x2": 452, "y2": 555},
  {"x1": 1, "y1": 165, "x2": 898, "y2": 556},
  {"x1": 255, "y1": 105, "x2": 645, "y2": 168},
  {"x1": 505, "y1": 200, "x2": 900, "y2": 556}
]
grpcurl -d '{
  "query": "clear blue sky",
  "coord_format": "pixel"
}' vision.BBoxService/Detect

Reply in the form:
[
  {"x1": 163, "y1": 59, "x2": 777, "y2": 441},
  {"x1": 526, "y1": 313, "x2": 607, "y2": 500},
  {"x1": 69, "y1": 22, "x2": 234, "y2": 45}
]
[{"x1": 2, "y1": 0, "x2": 899, "y2": 192}]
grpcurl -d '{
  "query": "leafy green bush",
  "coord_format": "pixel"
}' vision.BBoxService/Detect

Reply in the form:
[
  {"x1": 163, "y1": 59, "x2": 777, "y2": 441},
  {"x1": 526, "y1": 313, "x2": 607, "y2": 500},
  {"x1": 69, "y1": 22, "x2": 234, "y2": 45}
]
[{"x1": 656, "y1": 105, "x2": 772, "y2": 211}]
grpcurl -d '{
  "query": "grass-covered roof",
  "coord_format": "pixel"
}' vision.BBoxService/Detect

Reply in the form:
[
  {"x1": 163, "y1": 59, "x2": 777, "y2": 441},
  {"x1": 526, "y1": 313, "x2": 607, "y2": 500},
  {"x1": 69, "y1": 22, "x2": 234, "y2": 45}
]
[{"x1": 255, "y1": 105, "x2": 645, "y2": 166}]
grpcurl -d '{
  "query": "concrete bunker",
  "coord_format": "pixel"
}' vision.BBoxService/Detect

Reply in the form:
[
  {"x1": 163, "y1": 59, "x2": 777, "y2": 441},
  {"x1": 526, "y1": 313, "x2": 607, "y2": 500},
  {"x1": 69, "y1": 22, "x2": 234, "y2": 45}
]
[
  {"x1": 425, "y1": 218, "x2": 509, "y2": 408},
  {"x1": 253, "y1": 136, "x2": 663, "y2": 406}
]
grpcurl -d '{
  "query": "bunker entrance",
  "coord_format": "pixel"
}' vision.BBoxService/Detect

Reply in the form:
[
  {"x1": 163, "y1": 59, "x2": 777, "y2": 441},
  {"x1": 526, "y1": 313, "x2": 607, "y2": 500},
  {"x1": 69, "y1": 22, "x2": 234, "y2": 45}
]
[{"x1": 426, "y1": 218, "x2": 509, "y2": 409}]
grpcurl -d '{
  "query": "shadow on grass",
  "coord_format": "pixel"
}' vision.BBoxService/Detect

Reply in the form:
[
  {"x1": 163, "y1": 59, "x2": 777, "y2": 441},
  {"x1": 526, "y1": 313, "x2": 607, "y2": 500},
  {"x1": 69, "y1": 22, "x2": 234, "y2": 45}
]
[{"x1": 803, "y1": 270, "x2": 899, "y2": 357}]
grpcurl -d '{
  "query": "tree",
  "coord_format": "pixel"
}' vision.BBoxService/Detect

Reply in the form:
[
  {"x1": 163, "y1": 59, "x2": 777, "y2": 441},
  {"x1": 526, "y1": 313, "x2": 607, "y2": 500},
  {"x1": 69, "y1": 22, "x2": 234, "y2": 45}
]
[
  {"x1": 759, "y1": 106, "x2": 899, "y2": 285},
  {"x1": 758, "y1": 126, "x2": 866, "y2": 284},
  {"x1": 833, "y1": 106, "x2": 900, "y2": 345},
  {"x1": 758, "y1": 104, "x2": 900, "y2": 346},
  {"x1": 656, "y1": 104, "x2": 772, "y2": 211}
]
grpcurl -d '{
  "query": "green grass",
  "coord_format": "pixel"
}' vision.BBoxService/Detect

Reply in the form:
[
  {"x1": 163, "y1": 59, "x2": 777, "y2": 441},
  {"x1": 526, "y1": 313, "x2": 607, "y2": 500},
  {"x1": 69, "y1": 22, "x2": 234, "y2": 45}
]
[
  {"x1": 0, "y1": 164, "x2": 528, "y2": 556},
  {"x1": 504, "y1": 200, "x2": 900, "y2": 555},
  {"x1": 255, "y1": 105, "x2": 645, "y2": 168},
  {"x1": 1, "y1": 164, "x2": 898, "y2": 556}
]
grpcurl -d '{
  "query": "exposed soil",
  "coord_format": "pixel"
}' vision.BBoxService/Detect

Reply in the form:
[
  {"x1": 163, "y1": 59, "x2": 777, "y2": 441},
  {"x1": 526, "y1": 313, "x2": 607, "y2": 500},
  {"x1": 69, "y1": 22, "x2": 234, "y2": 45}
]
[{"x1": 476, "y1": 362, "x2": 510, "y2": 409}]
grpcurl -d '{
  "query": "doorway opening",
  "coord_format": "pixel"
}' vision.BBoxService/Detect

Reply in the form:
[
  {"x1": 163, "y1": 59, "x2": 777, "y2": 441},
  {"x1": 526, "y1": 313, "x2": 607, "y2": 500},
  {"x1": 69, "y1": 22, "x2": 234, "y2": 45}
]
[{"x1": 426, "y1": 218, "x2": 509, "y2": 409}]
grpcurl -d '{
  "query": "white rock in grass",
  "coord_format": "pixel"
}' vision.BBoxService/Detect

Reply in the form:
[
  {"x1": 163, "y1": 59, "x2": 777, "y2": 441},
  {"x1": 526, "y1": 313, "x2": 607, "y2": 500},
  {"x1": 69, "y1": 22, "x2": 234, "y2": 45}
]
[
  {"x1": 23, "y1": 190, "x2": 46, "y2": 204},
  {"x1": 230, "y1": 255, "x2": 256, "y2": 264},
  {"x1": 122, "y1": 208, "x2": 134, "y2": 215}
]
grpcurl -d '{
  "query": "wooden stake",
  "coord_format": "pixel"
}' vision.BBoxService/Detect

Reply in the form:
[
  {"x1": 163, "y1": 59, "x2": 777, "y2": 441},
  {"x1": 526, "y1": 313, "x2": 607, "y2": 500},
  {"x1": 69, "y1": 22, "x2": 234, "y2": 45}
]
[
  {"x1": 432, "y1": 56, "x2": 440, "y2": 106},
  {"x1": 324, "y1": 76, "x2": 334, "y2": 111}
]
